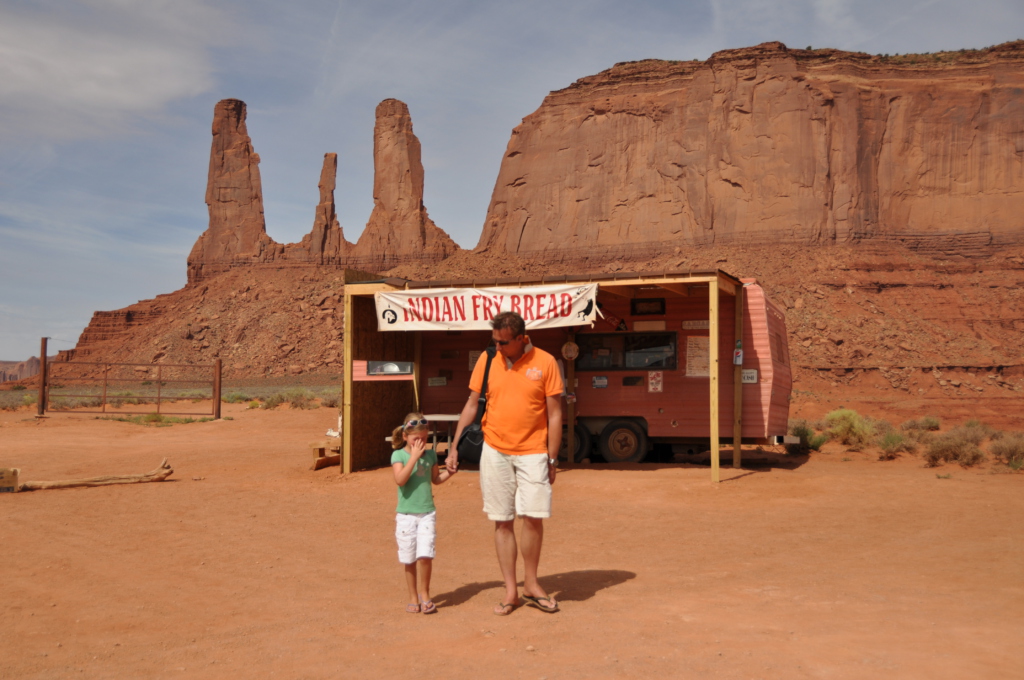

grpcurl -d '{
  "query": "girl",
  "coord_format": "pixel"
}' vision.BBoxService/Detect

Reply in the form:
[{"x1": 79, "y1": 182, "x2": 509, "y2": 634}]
[{"x1": 391, "y1": 412, "x2": 456, "y2": 614}]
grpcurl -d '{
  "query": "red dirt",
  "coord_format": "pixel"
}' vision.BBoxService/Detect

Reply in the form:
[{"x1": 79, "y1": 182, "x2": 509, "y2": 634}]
[{"x1": 2, "y1": 404, "x2": 1022, "y2": 679}]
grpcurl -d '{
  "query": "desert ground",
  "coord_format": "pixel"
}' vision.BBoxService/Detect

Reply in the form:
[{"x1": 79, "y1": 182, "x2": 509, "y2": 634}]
[{"x1": 1, "y1": 401, "x2": 1022, "y2": 680}]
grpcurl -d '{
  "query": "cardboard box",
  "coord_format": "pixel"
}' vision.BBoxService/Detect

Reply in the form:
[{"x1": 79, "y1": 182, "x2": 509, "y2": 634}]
[{"x1": 0, "y1": 468, "x2": 20, "y2": 493}]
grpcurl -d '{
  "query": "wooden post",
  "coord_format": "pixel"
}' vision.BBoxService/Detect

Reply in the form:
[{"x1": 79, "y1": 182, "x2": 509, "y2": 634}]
[
  {"x1": 156, "y1": 365, "x2": 162, "y2": 415},
  {"x1": 342, "y1": 291, "x2": 354, "y2": 475},
  {"x1": 36, "y1": 337, "x2": 47, "y2": 417},
  {"x1": 213, "y1": 359, "x2": 222, "y2": 419},
  {"x1": 564, "y1": 332, "x2": 575, "y2": 463},
  {"x1": 413, "y1": 332, "x2": 422, "y2": 412},
  {"x1": 709, "y1": 277, "x2": 720, "y2": 483},
  {"x1": 733, "y1": 285, "x2": 745, "y2": 468}
]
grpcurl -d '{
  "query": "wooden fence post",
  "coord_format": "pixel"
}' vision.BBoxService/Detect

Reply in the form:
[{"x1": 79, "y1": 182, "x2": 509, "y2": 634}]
[
  {"x1": 213, "y1": 359, "x2": 222, "y2": 419},
  {"x1": 37, "y1": 337, "x2": 47, "y2": 417}
]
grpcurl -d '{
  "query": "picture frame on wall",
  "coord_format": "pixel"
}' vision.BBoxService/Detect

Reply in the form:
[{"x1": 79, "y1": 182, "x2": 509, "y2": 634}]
[{"x1": 630, "y1": 298, "x2": 665, "y2": 316}]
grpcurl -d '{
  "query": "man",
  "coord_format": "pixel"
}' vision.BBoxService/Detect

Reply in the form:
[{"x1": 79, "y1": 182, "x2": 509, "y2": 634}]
[{"x1": 448, "y1": 311, "x2": 563, "y2": 615}]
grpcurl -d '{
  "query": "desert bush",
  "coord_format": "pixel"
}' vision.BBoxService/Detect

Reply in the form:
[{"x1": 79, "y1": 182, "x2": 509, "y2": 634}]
[
  {"x1": 824, "y1": 409, "x2": 874, "y2": 450},
  {"x1": 48, "y1": 397, "x2": 104, "y2": 410},
  {"x1": 872, "y1": 419, "x2": 895, "y2": 436},
  {"x1": 957, "y1": 419, "x2": 995, "y2": 444},
  {"x1": 22, "y1": 393, "x2": 38, "y2": 407},
  {"x1": 901, "y1": 415, "x2": 940, "y2": 431},
  {"x1": 261, "y1": 388, "x2": 319, "y2": 410},
  {"x1": 320, "y1": 394, "x2": 340, "y2": 408},
  {"x1": 878, "y1": 431, "x2": 916, "y2": 460},
  {"x1": 925, "y1": 431, "x2": 985, "y2": 467},
  {"x1": 990, "y1": 432, "x2": 1024, "y2": 469},
  {"x1": 11, "y1": 384, "x2": 27, "y2": 391},
  {"x1": 100, "y1": 414, "x2": 213, "y2": 426},
  {"x1": 262, "y1": 393, "x2": 286, "y2": 409},
  {"x1": 247, "y1": 400, "x2": 261, "y2": 410},
  {"x1": 222, "y1": 392, "x2": 251, "y2": 404},
  {"x1": 786, "y1": 419, "x2": 828, "y2": 454},
  {"x1": 284, "y1": 388, "x2": 318, "y2": 410}
]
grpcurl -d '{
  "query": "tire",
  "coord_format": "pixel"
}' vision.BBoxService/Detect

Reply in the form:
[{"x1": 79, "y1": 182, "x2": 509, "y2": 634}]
[
  {"x1": 561, "y1": 424, "x2": 593, "y2": 463},
  {"x1": 598, "y1": 420, "x2": 648, "y2": 463}
]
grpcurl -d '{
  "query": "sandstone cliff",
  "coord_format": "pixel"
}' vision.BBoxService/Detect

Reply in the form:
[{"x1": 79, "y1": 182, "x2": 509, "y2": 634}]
[
  {"x1": 477, "y1": 41, "x2": 1024, "y2": 260},
  {"x1": 187, "y1": 99, "x2": 456, "y2": 283}
]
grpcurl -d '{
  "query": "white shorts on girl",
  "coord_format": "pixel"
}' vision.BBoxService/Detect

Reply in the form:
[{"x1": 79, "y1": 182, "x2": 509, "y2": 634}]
[{"x1": 395, "y1": 511, "x2": 436, "y2": 564}]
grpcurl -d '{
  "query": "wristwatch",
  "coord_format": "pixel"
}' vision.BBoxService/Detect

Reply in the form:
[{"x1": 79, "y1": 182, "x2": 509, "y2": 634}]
[{"x1": 548, "y1": 458, "x2": 558, "y2": 466}]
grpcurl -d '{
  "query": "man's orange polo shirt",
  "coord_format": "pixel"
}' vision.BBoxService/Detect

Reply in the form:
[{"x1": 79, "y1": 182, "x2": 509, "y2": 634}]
[{"x1": 469, "y1": 342, "x2": 563, "y2": 455}]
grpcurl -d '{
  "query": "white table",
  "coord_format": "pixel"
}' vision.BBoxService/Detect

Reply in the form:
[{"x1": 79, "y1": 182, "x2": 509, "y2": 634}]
[{"x1": 424, "y1": 414, "x2": 460, "y2": 454}]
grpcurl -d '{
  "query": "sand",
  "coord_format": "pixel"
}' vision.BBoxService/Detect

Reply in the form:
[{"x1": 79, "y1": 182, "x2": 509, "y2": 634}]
[{"x1": 1, "y1": 403, "x2": 1022, "y2": 679}]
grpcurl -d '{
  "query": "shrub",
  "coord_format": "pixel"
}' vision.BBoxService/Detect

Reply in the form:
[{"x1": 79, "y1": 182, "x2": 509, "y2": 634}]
[
  {"x1": 957, "y1": 419, "x2": 995, "y2": 444},
  {"x1": 247, "y1": 400, "x2": 261, "y2": 410},
  {"x1": 22, "y1": 393, "x2": 38, "y2": 407},
  {"x1": 222, "y1": 392, "x2": 251, "y2": 404},
  {"x1": 11, "y1": 384, "x2": 27, "y2": 391},
  {"x1": 990, "y1": 432, "x2": 1024, "y2": 469},
  {"x1": 901, "y1": 416, "x2": 940, "y2": 431},
  {"x1": 878, "y1": 431, "x2": 916, "y2": 460},
  {"x1": 808, "y1": 433, "x2": 829, "y2": 450},
  {"x1": 262, "y1": 393, "x2": 286, "y2": 409},
  {"x1": 320, "y1": 394, "x2": 340, "y2": 408},
  {"x1": 284, "y1": 388, "x2": 318, "y2": 410},
  {"x1": 872, "y1": 419, "x2": 895, "y2": 436},
  {"x1": 143, "y1": 412, "x2": 165, "y2": 424},
  {"x1": 824, "y1": 409, "x2": 874, "y2": 450},
  {"x1": 925, "y1": 431, "x2": 985, "y2": 467},
  {"x1": 786, "y1": 419, "x2": 829, "y2": 454}
]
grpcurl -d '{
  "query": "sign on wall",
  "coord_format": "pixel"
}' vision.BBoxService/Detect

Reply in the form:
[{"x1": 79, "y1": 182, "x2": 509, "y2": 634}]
[
  {"x1": 375, "y1": 284, "x2": 599, "y2": 331},
  {"x1": 685, "y1": 336, "x2": 710, "y2": 377}
]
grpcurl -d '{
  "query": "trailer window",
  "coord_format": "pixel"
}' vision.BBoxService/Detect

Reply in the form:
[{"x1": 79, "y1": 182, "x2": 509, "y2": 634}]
[{"x1": 575, "y1": 332, "x2": 677, "y2": 371}]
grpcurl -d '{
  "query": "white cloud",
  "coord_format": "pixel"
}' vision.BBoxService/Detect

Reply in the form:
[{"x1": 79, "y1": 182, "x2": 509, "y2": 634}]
[{"x1": 0, "y1": 0, "x2": 226, "y2": 140}]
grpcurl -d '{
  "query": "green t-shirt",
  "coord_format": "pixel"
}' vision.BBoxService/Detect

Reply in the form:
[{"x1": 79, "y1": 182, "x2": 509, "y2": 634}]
[{"x1": 391, "y1": 448, "x2": 437, "y2": 514}]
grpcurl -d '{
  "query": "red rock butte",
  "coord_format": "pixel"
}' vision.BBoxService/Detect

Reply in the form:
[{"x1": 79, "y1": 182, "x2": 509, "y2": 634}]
[
  {"x1": 478, "y1": 40, "x2": 1024, "y2": 261},
  {"x1": 49, "y1": 41, "x2": 1024, "y2": 390}
]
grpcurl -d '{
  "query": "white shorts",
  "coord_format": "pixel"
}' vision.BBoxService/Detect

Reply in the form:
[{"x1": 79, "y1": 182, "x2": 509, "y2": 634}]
[
  {"x1": 479, "y1": 440, "x2": 551, "y2": 522},
  {"x1": 395, "y1": 511, "x2": 436, "y2": 564}
]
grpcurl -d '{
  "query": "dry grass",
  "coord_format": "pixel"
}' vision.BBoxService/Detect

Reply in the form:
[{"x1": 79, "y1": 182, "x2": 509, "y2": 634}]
[{"x1": 825, "y1": 409, "x2": 875, "y2": 451}]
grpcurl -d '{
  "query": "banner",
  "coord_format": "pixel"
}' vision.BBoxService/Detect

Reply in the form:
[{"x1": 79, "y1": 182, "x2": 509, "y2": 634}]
[{"x1": 375, "y1": 284, "x2": 598, "y2": 331}]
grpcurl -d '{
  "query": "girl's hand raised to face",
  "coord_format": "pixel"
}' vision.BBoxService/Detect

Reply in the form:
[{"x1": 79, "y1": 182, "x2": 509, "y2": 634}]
[{"x1": 407, "y1": 435, "x2": 427, "y2": 459}]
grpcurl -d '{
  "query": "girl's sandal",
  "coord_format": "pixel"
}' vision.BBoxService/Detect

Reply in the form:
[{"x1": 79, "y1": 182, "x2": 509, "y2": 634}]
[
  {"x1": 420, "y1": 600, "x2": 437, "y2": 615},
  {"x1": 493, "y1": 602, "x2": 518, "y2": 616},
  {"x1": 406, "y1": 603, "x2": 421, "y2": 614}
]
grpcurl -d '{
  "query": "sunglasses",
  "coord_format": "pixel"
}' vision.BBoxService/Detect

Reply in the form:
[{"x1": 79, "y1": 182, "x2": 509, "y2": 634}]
[
  {"x1": 405, "y1": 418, "x2": 428, "y2": 429},
  {"x1": 493, "y1": 336, "x2": 523, "y2": 347}
]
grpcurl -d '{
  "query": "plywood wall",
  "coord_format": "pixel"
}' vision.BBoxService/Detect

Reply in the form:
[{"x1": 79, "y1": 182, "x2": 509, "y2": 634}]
[{"x1": 348, "y1": 295, "x2": 416, "y2": 471}]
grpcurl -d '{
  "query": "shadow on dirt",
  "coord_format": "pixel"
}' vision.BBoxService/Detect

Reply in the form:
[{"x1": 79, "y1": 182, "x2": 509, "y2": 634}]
[
  {"x1": 433, "y1": 569, "x2": 636, "y2": 608},
  {"x1": 563, "y1": 449, "x2": 811, "y2": 472}
]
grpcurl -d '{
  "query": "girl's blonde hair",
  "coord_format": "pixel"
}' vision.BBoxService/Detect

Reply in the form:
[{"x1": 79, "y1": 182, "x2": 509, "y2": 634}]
[{"x1": 391, "y1": 412, "x2": 429, "y2": 450}]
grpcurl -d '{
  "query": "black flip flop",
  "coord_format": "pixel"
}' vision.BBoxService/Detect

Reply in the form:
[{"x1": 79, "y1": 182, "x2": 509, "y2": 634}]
[{"x1": 521, "y1": 594, "x2": 559, "y2": 613}]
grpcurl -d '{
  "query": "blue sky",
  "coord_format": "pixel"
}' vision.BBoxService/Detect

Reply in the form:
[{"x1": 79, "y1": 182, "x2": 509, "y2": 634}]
[{"x1": 1, "y1": 0, "x2": 1021, "y2": 360}]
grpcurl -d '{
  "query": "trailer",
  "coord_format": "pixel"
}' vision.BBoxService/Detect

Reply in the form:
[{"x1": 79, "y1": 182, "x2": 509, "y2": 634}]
[{"x1": 341, "y1": 269, "x2": 791, "y2": 482}]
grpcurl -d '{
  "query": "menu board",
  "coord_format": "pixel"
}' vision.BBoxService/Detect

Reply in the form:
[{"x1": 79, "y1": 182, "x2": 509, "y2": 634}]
[{"x1": 685, "y1": 336, "x2": 710, "y2": 377}]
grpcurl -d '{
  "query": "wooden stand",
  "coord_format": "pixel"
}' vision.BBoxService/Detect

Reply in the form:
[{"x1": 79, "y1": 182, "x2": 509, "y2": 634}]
[{"x1": 310, "y1": 438, "x2": 342, "y2": 470}]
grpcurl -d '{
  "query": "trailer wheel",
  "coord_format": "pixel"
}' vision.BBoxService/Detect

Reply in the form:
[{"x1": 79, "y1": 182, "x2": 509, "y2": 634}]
[
  {"x1": 561, "y1": 424, "x2": 593, "y2": 463},
  {"x1": 598, "y1": 420, "x2": 648, "y2": 463}
]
